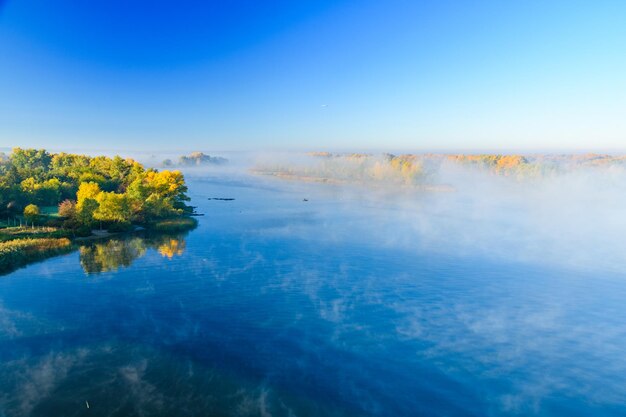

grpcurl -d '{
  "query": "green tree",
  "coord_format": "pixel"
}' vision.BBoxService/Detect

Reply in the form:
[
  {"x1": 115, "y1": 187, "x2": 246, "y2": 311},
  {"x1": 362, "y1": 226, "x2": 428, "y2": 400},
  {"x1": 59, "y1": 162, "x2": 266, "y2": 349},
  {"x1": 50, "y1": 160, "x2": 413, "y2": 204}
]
[
  {"x1": 125, "y1": 176, "x2": 149, "y2": 221},
  {"x1": 10, "y1": 148, "x2": 51, "y2": 179},
  {"x1": 77, "y1": 198, "x2": 98, "y2": 229},
  {"x1": 35, "y1": 178, "x2": 62, "y2": 205},
  {"x1": 144, "y1": 194, "x2": 175, "y2": 218},
  {"x1": 94, "y1": 192, "x2": 130, "y2": 224},
  {"x1": 50, "y1": 152, "x2": 90, "y2": 179}
]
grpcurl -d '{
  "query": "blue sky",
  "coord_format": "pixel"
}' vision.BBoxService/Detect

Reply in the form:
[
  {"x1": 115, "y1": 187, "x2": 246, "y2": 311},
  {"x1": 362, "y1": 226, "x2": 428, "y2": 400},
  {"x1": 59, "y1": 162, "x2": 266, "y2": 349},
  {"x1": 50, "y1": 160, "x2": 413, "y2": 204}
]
[{"x1": 0, "y1": 0, "x2": 625, "y2": 152}]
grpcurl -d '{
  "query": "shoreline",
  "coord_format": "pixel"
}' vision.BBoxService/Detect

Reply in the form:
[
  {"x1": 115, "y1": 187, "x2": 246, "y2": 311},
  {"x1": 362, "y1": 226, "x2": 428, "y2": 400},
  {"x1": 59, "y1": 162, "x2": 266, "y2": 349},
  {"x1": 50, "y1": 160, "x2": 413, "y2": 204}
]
[{"x1": 0, "y1": 217, "x2": 198, "y2": 276}]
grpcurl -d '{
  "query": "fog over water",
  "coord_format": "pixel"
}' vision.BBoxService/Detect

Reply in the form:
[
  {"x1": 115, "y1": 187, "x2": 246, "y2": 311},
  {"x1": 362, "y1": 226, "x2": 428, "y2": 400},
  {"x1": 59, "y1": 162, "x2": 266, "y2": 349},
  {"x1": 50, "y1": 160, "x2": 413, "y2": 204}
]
[
  {"x1": 198, "y1": 151, "x2": 626, "y2": 272},
  {"x1": 1, "y1": 152, "x2": 625, "y2": 416}
]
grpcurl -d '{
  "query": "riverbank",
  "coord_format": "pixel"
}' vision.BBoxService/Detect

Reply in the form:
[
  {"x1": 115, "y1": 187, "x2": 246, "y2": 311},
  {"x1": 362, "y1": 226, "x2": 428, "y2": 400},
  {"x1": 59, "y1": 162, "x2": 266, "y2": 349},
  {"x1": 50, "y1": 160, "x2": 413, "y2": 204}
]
[{"x1": 0, "y1": 217, "x2": 198, "y2": 276}]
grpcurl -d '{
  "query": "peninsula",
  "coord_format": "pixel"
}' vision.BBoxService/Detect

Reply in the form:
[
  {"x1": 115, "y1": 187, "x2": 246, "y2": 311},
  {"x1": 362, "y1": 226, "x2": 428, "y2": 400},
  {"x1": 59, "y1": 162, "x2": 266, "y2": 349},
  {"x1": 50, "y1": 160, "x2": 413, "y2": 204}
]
[{"x1": 0, "y1": 148, "x2": 197, "y2": 274}]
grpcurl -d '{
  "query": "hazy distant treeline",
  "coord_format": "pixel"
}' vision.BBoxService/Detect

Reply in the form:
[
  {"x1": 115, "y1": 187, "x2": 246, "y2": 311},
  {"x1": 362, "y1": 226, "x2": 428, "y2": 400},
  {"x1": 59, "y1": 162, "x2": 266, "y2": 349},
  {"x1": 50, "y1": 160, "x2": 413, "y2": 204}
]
[
  {"x1": 163, "y1": 152, "x2": 228, "y2": 168},
  {"x1": 252, "y1": 152, "x2": 626, "y2": 186}
]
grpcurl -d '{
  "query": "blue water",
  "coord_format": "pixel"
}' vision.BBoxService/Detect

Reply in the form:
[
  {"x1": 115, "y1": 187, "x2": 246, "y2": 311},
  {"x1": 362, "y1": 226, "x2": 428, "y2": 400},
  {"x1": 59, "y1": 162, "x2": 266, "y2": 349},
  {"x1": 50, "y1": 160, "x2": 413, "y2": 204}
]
[{"x1": 1, "y1": 175, "x2": 625, "y2": 416}]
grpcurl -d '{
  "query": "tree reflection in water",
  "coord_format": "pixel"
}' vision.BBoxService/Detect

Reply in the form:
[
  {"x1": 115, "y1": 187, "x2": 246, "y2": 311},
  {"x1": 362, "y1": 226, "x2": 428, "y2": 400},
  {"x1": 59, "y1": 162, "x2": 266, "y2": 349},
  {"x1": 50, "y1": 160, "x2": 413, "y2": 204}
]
[
  {"x1": 79, "y1": 233, "x2": 187, "y2": 273},
  {"x1": 157, "y1": 238, "x2": 186, "y2": 259}
]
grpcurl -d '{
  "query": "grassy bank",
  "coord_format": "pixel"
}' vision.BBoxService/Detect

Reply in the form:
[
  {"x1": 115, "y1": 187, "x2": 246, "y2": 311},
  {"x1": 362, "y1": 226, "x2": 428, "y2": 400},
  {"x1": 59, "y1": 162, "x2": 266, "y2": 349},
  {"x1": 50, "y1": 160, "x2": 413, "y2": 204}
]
[
  {"x1": 0, "y1": 237, "x2": 74, "y2": 274},
  {"x1": 0, "y1": 226, "x2": 72, "y2": 242},
  {"x1": 148, "y1": 217, "x2": 198, "y2": 233},
  {"x1": 0, "y1": 227, "x2": 75, "y2": 275}
]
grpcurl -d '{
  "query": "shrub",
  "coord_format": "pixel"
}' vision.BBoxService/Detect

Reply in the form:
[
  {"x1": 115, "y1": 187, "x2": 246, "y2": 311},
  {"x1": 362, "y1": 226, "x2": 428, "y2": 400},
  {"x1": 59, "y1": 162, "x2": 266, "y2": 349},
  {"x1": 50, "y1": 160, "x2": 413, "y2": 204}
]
[{"x1": 58, "y1": 199, "x2": 77, "y2": 218}]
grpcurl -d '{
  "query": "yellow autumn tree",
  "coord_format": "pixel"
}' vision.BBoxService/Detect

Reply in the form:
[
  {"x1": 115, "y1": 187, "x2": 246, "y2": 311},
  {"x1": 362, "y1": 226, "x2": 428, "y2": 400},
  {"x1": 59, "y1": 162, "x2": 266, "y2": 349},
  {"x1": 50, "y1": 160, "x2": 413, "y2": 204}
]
[
  {"x1": 76, "y1": 182, "x2": 101, "y2": 226},
  {"x1": 23, "y1": 204, "x2": 40, "y2": 225},
  {"x1": 76, "y1": 182, "x2": 101, "y2": 209}
]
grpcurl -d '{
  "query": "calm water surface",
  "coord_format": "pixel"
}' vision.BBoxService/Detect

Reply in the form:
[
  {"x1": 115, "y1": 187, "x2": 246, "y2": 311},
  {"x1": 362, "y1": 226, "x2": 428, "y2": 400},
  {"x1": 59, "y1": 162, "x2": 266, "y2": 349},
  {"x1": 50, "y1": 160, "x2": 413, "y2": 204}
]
[{"x1": 1, "y1": 175, "x2": 625, "y2": 416}]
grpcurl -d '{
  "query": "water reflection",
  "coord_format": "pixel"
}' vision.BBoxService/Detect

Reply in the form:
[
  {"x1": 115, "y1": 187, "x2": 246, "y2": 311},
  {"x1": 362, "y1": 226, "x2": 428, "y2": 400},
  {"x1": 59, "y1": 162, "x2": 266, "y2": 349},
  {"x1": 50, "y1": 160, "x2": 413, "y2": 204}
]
[
  {"x1": 79, "y1": 234, "x2": 188, "y2": 274},
  {"x1": 157, "y1": 238, "x2": 186, "y2": 259}
]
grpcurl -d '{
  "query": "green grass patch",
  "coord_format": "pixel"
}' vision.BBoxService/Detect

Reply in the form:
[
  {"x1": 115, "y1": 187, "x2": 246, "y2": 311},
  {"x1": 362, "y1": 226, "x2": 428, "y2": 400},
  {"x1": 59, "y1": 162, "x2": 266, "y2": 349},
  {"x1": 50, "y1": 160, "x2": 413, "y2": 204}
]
[{"x1": 39, "y1": 206, "x2": 60, "y2": 216}]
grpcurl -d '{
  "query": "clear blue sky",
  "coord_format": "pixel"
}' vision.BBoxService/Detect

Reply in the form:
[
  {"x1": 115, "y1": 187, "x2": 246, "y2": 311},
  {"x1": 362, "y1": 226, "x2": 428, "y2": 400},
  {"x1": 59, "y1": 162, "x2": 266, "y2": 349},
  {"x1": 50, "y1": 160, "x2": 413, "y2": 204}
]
[{"x1": 1, "y1": 0, "x2": 625, "y2": 152}]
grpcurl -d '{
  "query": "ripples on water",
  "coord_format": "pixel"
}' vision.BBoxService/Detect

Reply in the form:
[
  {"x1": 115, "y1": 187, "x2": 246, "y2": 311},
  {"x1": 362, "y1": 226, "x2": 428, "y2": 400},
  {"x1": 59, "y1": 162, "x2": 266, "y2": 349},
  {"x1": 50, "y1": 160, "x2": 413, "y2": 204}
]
[{"x1": 1, "y1": 174, "x2": 625, "y2": 416}]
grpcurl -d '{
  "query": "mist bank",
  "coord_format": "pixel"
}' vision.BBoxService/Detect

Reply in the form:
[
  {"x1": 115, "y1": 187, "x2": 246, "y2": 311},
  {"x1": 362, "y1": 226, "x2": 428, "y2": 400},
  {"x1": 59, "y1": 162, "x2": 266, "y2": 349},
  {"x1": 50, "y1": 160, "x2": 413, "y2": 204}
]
[{"x1": 188, "y1": 151, "x2": 626, "y2": 274}]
